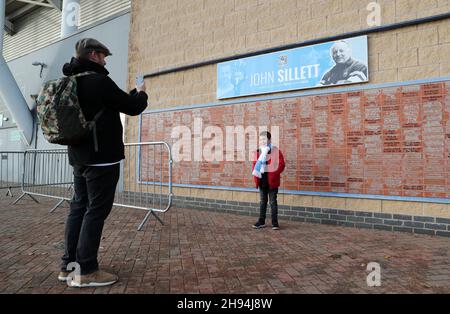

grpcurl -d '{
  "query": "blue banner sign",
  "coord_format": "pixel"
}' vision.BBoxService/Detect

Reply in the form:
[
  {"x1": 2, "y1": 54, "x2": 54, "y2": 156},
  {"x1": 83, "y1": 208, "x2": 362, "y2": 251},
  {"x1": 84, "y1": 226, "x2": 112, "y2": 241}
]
[{"x1": 217, "y1": 35, "x2": 368, "y2": 99}]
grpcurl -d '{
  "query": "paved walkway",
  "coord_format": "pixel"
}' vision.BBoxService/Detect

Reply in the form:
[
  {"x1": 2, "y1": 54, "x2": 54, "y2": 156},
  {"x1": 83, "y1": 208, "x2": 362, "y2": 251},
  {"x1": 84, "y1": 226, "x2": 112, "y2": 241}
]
[{"x1": 0, "y1": 190, "x2": 449, "y2": 294}]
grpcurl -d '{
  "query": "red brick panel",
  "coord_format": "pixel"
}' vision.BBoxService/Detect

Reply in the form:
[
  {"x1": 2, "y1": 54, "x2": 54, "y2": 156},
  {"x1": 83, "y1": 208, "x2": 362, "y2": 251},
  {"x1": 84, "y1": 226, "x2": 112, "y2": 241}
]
[{"x1": 141, "y1": 82, "x2": 450, "y2": 199}]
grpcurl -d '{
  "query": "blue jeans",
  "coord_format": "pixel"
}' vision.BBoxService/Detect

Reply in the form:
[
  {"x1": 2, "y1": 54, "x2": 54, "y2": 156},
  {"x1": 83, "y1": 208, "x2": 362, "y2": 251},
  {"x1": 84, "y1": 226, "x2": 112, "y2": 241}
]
[{"x1": 61, "y1": 164, "x2": 119, "y2": 275}]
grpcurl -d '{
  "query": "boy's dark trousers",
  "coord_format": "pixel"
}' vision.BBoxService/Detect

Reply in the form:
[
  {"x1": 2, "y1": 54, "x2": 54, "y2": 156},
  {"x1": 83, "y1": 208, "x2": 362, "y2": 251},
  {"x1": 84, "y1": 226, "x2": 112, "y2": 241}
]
[
  {"x1": 61, "y1": 164, "x2": 120, "y2": 275},
  {"x1": 258, "y1": 187, "x2": 279, "y2": 224}
]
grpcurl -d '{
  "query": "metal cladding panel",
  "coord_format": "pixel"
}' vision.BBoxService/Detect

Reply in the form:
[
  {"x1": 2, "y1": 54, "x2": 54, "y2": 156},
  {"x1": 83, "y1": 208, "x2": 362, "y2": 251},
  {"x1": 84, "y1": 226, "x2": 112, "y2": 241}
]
[
  {"x1": 3, "y1": 8, "x2": 61, "y2": 62},
  {"x1": 79, "y1": 0, "x2": 131, "y2": 28},
  {"x1": 3, "y1": 0, "x2": 131, "y2": 62}
]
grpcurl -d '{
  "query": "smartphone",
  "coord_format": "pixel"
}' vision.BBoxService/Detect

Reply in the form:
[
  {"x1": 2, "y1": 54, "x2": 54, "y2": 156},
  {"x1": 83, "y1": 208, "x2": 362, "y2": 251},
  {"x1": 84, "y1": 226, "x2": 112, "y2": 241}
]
[{"x1": 136, "y1": 75, "x2": 144, "y2": 86}]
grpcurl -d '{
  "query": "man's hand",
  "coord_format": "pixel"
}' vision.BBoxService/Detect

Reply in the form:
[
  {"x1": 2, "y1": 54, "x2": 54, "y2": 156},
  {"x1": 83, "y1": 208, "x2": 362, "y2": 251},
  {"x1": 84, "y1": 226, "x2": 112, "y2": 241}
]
[{"x1": 136, "y1": 81, "x2": 146, "y2": 93}]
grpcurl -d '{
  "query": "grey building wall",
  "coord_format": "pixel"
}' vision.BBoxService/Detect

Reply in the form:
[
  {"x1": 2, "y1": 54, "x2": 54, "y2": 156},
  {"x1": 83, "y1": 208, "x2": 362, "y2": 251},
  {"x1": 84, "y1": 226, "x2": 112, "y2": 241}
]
[{"x1": 0, "y1": 11, "x2": 131, "y2": 151}]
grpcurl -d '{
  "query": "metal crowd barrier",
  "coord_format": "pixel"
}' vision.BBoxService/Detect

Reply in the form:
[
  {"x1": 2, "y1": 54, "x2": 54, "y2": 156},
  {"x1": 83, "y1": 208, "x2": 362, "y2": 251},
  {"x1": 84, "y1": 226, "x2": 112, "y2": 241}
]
[
  {"x1": 13, "y1": 148, "x2": 73, "y2": 210},
  {"x1": 116, "y1": 141, "x2": 173, "y2": 230},
  {"x1": 0, "y1": 151, "x2": 25, "y2": 197},
  {"x1": 13, "y1": 142, "x2": 173, "y2": 230}
]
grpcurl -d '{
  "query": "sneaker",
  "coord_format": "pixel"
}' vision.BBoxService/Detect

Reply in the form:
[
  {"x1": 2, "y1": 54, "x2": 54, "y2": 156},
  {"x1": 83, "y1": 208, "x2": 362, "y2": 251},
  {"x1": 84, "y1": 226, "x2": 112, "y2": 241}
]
[
  {"x1": 58, "y1": 271, "x2": 70, "y2": 282},
  {"x1": 252, "y1": 221, "x2": 266, "y2": 229},
  {"x1": 69, "y1": 270, "x2": 118, "y2": 288},
  {"x1": 272, "y1": 223, "x2": 280, "y2": 230}
]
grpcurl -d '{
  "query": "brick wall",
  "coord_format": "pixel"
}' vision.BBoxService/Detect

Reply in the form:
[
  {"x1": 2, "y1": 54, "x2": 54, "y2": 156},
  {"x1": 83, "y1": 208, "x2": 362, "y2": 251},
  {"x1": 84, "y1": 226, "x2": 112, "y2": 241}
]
[
  {"x1": 131, "y1": 79, "x2": 450, "y2": 222},
  {"x1": 140, "y1": 83, "x2": 450, "y2": 198},
  {"x1": 126, "y1": 1, "x2": 450, "y2": 231},
  {"x1": 140, "y1": 81, "x2": 450, "y2": 199}
]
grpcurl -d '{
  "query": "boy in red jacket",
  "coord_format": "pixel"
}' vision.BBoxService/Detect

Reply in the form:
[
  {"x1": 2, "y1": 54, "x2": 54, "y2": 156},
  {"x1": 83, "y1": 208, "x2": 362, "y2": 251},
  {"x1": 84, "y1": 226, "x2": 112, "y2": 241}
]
[{"x1": 252, "y1": 131, "x2": 285, "y2": 230}]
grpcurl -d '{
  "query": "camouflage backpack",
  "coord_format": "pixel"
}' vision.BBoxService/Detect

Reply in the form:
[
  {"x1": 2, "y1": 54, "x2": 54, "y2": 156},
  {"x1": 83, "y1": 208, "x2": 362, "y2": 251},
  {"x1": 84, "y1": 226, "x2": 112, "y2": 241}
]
[{"x1": 36, "y1": 71, "x2": 105, "y2": 149}]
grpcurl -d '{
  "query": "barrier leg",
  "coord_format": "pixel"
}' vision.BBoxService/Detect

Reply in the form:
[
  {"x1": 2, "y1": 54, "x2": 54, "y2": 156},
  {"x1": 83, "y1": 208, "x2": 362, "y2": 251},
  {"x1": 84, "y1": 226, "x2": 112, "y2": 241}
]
[
  {"x1": 137, "y1": 210, "x2": 164, "y2": 231},
  {"x1": 12, "y1": 192, "x2": 39, "y2": 205},
  {"x1": 12, "y1": 193, "x2": 25, "y2": 204},
  {"x1": 49, "y1": 199, "x2": 65, "y2": 213},
  {"x1": 6, "y1": 187, "x2": 13, "y2": 197},
  {"x1": 151, "y1": 211, "x2": 165, "y2": 226}
]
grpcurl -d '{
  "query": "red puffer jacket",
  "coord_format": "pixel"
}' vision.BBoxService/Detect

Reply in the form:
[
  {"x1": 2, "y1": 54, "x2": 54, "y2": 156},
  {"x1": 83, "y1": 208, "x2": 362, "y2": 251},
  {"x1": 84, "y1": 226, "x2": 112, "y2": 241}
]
[{"x1": 252, "y1": 146, "x2": 285, "y2": 189}]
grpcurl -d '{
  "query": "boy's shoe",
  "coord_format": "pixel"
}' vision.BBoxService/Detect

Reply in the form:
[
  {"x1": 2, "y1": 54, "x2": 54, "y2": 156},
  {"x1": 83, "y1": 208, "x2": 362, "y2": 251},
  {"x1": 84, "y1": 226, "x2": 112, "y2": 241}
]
[
  {"x1": 68, "y1": 270, "x2": 118, "y2": 288},
  {"x1": 272, "y1": 223, "x2": 280, "y2": 230},
  {"x1": 252, "y1": 221, "x2": 266, "y2": 229},
  {"x1": 58, "y1": 271, "x2": 70, "y2": 282}
]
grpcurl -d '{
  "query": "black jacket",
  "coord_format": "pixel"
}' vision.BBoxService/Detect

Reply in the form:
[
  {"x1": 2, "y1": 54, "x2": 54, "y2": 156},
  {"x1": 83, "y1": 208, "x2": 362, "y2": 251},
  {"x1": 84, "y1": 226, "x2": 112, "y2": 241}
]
[{"x1": 62, "y1": 57, "x2": 148, "y2": 166}]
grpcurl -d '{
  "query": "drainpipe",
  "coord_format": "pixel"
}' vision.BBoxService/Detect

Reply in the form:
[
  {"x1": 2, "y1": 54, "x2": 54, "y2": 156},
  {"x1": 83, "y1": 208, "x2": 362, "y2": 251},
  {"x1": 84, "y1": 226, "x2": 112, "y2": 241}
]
[
  {"x1": 61, "y1": 0, "x2": 80, "y2": 38},
  {"x1": 0, "y1": 0, "x2": 33, "y2": 146}
]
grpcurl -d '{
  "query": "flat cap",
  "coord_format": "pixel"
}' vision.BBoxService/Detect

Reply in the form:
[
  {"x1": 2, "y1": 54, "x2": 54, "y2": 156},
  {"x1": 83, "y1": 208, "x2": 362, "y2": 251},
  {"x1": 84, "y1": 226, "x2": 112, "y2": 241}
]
[{"x1": 75, "y1": 38, "x2": 112, "y2": 58}]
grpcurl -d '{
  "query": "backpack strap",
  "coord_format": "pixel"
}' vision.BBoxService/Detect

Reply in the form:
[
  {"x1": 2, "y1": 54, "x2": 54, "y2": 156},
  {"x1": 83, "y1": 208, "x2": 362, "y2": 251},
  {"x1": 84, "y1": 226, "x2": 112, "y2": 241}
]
[
  {"x1": 91, "y1": 108, "x2": 107, "y2": 153},
  {"x1": 92, "y1": 108, "x2": 106, "y2": 122},
  {"x1": 72, "y1": 71, "x2": 106, "y2": 152}
]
